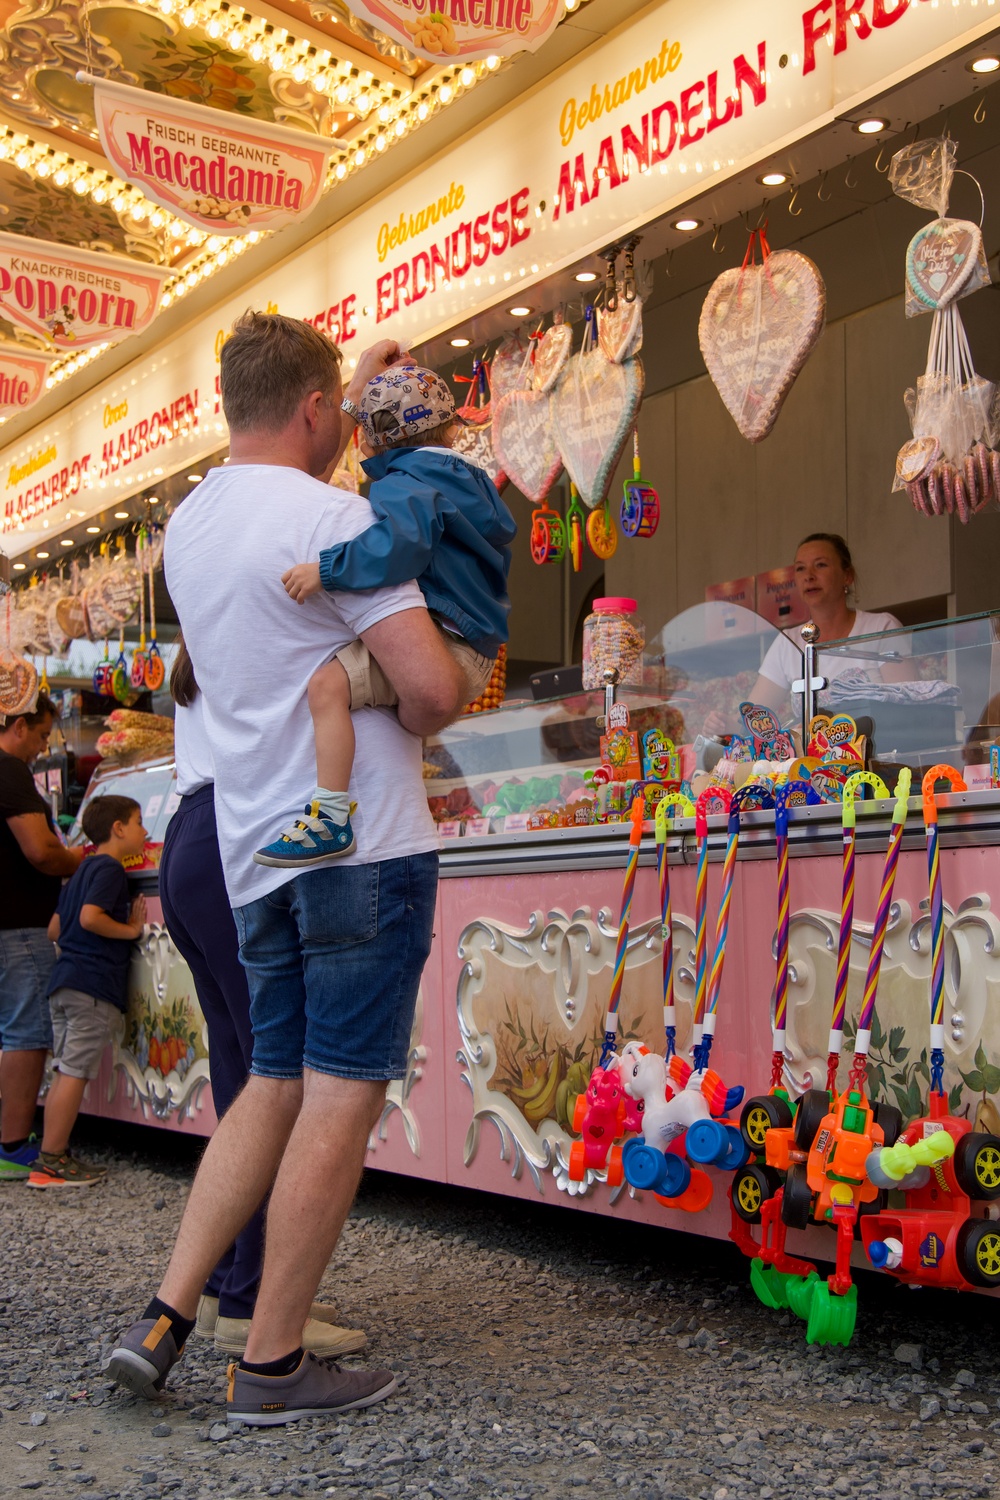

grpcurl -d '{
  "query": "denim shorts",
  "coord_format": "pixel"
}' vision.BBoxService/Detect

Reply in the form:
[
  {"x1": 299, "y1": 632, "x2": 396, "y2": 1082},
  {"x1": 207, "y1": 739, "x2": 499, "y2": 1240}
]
[
  {"x1": 233, "y1": 852, "x2": 438, "y2": 1081},
  {"x1": 50, "y1": 987, "x2": 120, "y2": 1080},
  {"x1": 0, "y1": 927, "x2": 56, "y2": 1051}
]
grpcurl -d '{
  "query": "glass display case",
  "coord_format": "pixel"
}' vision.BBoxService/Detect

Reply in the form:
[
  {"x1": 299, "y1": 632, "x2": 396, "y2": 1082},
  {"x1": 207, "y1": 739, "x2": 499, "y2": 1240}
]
[
  {"x1": 817, "y1": 610, "x2": 1000, "y2": 782},
  {"x1": 424, "y1": 603, "x2": 788, "y2": 835}
]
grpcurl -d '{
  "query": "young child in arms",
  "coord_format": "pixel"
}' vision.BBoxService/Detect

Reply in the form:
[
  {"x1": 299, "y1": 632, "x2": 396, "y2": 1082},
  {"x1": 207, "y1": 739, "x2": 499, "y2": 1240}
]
[{"x1": 254, "y1": 365, "x2": 516, "y2": 868}]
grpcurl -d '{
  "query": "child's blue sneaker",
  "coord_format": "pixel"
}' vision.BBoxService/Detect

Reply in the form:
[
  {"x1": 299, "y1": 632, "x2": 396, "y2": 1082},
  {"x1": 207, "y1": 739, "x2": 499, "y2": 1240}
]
[
  {"x1": 253, "y1": 803, "x2": 356, "y2": 868},
  {"x1": 0, "y1": 1135, "x2": 39, "y2": 1181}
]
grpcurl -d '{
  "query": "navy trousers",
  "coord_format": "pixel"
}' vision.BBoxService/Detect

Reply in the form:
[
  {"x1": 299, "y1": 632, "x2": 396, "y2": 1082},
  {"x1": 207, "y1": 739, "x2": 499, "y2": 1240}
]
[{"x1": 159, "y1": 784, "x2": 262, "y2": 1319}]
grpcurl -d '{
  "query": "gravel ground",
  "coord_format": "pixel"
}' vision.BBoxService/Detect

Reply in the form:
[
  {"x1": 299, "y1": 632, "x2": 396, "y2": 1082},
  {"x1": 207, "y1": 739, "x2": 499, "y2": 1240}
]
[{"x1": 1, "y1": 1118, "x2": 997, "y2": 1500}]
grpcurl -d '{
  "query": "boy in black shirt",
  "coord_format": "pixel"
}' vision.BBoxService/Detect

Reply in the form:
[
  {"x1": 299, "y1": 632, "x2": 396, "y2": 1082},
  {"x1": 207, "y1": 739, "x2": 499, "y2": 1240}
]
[{"x1": 28, "y1": 795, "x2": 147, "y2": 1188}]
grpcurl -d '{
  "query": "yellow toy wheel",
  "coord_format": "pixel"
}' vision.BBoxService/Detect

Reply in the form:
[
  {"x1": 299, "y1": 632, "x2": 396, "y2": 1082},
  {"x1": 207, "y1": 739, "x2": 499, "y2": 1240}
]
[
  {"x1": 958, "y1": 1220, "x2": 1000, "y2": 1286},
  {"x1": 956, "y1": 1133, "x2": 1000, "y2": 1200}
]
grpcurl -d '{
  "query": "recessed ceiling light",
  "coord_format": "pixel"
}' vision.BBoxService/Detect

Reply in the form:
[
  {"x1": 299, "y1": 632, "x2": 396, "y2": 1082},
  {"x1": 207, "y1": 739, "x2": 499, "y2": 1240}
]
[
  {"x1": 114, "y1": 510, "x2": 129, "y2": 519},
  {"x1": 672, "y1": 217, "x2": 702, "y2": 232},
  {"x1": 13, "y1": 561, "x2": 25, "y2": 570},
  {"x1": 757, "y1": 171, "x2": 788, "y2": 187},
  {"x1": 969, "y1": 56, "x2": 1000, "y2": 74},
  {"x1": 508, "y1": 305, "x2": 533, "y2": 316},
  {"x1": 36, "y1": 550, "x2": 49, "y2": 559},
  {"x1": 450, "y1": 337, "x2": 471, "y2": 348},
  {"x1": 60, "y1": 538, "x2": 74, "y2": 547},
  {"x1": 574, "y1": 270, "x2": 598, "y2": 283},
  {"x1": 854, "y1": 117, "x2": 887, "y2": 135},
  {"x1": 187, "y1": 473, "x2": 203, "y2": 482},
  {"x1": 86, "y1": 525, "x2": 101, "y2": 533}
]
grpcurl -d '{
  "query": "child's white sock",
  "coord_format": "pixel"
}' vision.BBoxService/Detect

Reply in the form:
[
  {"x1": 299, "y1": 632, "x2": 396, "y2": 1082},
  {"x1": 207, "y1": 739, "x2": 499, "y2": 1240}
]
[{"x1": 310, "y1": 788, "x2": 352, "y2": 825}]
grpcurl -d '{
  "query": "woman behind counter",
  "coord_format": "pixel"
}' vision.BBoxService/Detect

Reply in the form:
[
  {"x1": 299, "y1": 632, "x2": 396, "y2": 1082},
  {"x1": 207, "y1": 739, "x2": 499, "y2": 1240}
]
[{"x1": 751, "y1": 532, "x2": 906, "y2": 712}]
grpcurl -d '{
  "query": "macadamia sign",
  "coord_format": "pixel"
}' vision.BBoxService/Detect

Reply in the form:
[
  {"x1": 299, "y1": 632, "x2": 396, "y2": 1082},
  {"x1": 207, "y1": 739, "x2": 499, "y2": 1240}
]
[
  {"x1": 341, "y1": 0, "x2": 563, "y2": 61},
  {"x1": 86, "y1": 75, "x2": 338, "y2": 235}
]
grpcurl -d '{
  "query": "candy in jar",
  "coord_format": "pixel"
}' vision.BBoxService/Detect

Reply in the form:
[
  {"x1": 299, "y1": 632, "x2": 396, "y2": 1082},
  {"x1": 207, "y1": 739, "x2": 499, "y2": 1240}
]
[{"x1": 581, "y1": 596, "x2": 645, "y2": 689}]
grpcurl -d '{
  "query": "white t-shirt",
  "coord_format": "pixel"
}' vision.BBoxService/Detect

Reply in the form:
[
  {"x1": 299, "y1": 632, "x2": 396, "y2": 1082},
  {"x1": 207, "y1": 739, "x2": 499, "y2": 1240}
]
[
  {"x1": 759, "y1": 610, "x2": 905, "y2": 694},
  {"x1": 173, "y1": 692, "x2": 214, "y2": 797},
  {"x1": 164, "y1": 464, "x2": 436, "y2": 908}
]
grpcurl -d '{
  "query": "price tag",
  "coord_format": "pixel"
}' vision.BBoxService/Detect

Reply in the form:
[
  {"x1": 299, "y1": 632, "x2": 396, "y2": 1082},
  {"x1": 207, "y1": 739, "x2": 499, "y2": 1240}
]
[
  {"x1": 465, "y1": 817, "x2": 491, "y2": 837},
  {"x1": 437, "y1": 820, "x2": 463, "y2": 839},
  {"x1": 502, "y1": 813, "x2": 529, "y2": 833},
  {"x1": 145, "y1": 794, "x2": 164, "y2": 822}
]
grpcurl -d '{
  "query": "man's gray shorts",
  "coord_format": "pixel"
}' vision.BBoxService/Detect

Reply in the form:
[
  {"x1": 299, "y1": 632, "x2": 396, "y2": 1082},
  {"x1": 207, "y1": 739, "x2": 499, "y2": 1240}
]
[{"x1": 49, "y1": 987, "x2": 120, "y2": 1080}]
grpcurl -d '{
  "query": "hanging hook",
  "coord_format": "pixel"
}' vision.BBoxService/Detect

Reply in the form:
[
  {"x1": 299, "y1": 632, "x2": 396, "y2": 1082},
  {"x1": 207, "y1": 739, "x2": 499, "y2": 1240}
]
[
  {"x1": 787, "y1": 183, "x2": 802, "y2": 217},
  {"x1": 874, "y1": 142, "x2": 892, "y2": 173},
  {"x1": 600, "y1": 244, "x2": 620, "y2": 312},
  {"x1": 711, "y1": 223, "x2": 725, "y2": 255},
  {"x1": 622, "y1": 236, "x2": 639, "y2": 303},
  {"x1": 663, "y1": 247, "x2": 674, "y2": 278},
  {"x1": 844, "y1": 158, "x2": 858, "y2": 190},
  {"x1": 817, "y1": 172, "x2": 832, "y2": 202},
  {"x1": 974, "y1": 94, "x2": 987, "y2": 125},
  {"x1": 754, "y1": 199, "x2": 768, "y2": 230}
]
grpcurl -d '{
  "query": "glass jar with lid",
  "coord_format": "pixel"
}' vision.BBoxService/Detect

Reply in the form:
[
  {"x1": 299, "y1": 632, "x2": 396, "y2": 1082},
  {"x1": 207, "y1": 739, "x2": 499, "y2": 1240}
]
[{"x1": 581, "y1": 597, "x2": 645, "y2": 689}]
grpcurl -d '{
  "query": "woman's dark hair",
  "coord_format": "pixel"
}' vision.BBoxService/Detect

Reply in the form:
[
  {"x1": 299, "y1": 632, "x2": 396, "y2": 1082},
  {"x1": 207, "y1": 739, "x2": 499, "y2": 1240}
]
[
  {"x1": 170, "y1": 635, "x2": 199, "y2": 708},
  {"x1": 798, "y1": 532, "x2": 853, "y2": 574}
]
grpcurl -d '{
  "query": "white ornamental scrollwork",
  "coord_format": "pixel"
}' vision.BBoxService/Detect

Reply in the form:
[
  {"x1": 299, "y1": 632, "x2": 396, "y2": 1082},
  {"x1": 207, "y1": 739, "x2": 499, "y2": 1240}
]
[
  {"x1": 456, "y1": 906, "x2": 696, "y2": 1199},
  {"x1": 371, "y1": 987, "x2": 426, "y2": 1159}
]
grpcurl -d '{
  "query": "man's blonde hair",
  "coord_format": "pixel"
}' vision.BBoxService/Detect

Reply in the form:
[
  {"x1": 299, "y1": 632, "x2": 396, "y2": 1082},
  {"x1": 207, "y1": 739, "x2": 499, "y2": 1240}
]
[{"x1": 220, "y1": 311, "x2": 342, "y2": 433}]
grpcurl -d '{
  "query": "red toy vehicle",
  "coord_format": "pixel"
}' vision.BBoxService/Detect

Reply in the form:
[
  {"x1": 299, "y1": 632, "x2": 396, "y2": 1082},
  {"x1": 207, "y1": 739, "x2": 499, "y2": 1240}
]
[{"x1": 861, "y1": 1070, "x2": 1000, "y2": 1289}]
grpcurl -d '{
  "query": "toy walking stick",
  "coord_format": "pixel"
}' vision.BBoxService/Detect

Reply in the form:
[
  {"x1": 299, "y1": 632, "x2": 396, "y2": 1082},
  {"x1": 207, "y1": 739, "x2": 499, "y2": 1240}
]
[
  {"x1": 848, "y1": 768, "x2": 912, "y2": 1091},
  {"x1": 600, "y1": 796, "x2": 645, "y2": 1067},
  {"x1": 827, "y1": 771, "x2": 889, "y2": 1092},
  {"x1": 655, "y1": 792, "x2": 695, "y2": 1061},
  {"x1": 692, "y1": 787, "x2": 732, "y2": 1055},
  {"x1": 923, "y1": 764, "x2": 967, "y2": 1092}
]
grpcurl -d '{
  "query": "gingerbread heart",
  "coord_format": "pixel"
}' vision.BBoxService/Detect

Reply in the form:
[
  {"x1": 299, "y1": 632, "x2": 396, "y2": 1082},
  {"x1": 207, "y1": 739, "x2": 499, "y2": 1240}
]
[
  {"x1": 17, "y1": 602, "x2": 51, "y2": 657},
  {"x1": 46, "y1": 600, "x2": 71, "y2": 655},
  {"x1": 906, "y1": 218, "x2": 982, "y2": 311},
  {"x1": 492, "y1": 390, "x2": 563, "y2": 503},
  {"x1": 82, "y1": 585, "x2": 117, "y2": 642},
  {"x1": 55, "y1": 594, "x2": 88, "y2": 640},
  {"x1": 698, "y1": 249, "x2": 826, "y2": 444},
  {"x1": 0, "y1": 646, "x2": 37, "y2": 716},
  {"x1": 599, "y1": 296, "x2": 643, "y2": 363},
  {"x1": 551, "y1": 350, "x2": 644, "y2": 506},
  {"x1": 491, "y1": 338, "x2": 530, "y2": 400},
  {"x1": 452, "y1": 419, "x2": 508, "y2": 491},
  {"x1": 95, "y1": 562, "x2": 141, "y2": 626},
  {"x1": 896, "y1": 435, "x2": 941, "y2": 484},
  {"x1": 532, "y1": 323, "x2": 573, "y2": 394}
]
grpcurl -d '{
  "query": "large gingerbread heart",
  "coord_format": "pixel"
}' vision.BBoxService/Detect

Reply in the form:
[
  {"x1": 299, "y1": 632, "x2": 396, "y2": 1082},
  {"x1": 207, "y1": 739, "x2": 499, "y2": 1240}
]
[
  {"x1": 551, "y1": 350, "x2": 644, "y2": 506},
  {"x1": 698, "y1": 249, "x2": 826, "y2": 444},
  {"x1": 599, "y1": 296, "x2": 643, "y2": 363},
  {"x1": 492, "y1": 390, "x2": 563, "y2": 502},
  {"x1": 95, "y1": 562, "x2": 141, "y2": 626},
  {"x1": 491, "y1": 337, "x2": 530, "y2": 400},
  {"x1": 0, "y1": 646, "x2": 37, "y2": 716},
  {"x1": 532, "y1": 322, "x2": 573, "y2": 394},
  {"x1": 905, "y1": 217, "x2": 982, "y2": 312},
  {"x1": 452, "y1": 418, "x2": 508, "y2": 491}
]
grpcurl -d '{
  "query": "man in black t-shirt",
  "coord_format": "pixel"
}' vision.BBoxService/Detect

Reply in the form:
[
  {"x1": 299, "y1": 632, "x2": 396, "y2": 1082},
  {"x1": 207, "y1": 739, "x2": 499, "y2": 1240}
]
[{"x1": 0, "y1": 696, "x2": 83, "y2": 1179}]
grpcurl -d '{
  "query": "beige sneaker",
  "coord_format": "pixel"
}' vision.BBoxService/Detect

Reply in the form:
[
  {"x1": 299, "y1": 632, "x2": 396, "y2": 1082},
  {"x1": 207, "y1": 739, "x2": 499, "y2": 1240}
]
[
  {"x1": 198, "y1": 1296, "x2": 341, "y2": 1340},
  {"x1": 215, "y1": 1316, "x2": 366, "y2": 1358}
]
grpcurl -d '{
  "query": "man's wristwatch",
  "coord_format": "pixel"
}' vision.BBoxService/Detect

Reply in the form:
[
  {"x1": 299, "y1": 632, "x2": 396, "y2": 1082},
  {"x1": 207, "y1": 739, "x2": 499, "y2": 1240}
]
[{"x1": 340, "y1": 396, "x2": 361, "y2": 424}]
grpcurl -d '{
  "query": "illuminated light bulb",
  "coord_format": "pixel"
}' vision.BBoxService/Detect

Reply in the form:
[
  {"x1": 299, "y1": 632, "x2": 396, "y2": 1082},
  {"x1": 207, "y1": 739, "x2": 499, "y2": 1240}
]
[
  {"x1": 159, "y1": 0, "x2": 175, "y2": 13},
  {"x1": 73, "y1": 176, "x2": 88, "y2": 195},
  {"x1": 486, "y1": 54, "x2": 500, "y2": 69},
  {"x1": 417, "y1": 101, "x2": 429, "y2": 120},
  {"x1": 249, "y1": 41, "x2": 264, "y2": 61},
  {"x1": 269, "y1": 48, "x2": 285, "y2": 69},
  {"x1": 375, "y1": 134, "x2": 387, "y2": 151},
  {"x1": 354, "y1": 147, "x2": 366, "y2": 166},
  {"x1": 335, "y1": 84, "x2": 350, "y2": 103},
  {"x1": 181, "y1": 6, "x2": 195, "y2": 22},
  {"x1": 206, "y1": 18, "x2": 222, "y2": 37},
  {"x1": 461, "y1": 67, "x2": 474, "y2": 86},
  {"x1": 161, "y1": 292, "x2": 173, "y2": 307},
  {"x1": 292, "y1": 62, "x2": 307, "y2": 82},
  {"x1": 131, "y1": 203, "x2": 147, "y2": 220},
  {"x1": 14, "y1": 149, "x2": 31, "y2": 170},
  {"x1": 92, "y1": 185, "x2": 107, "y2": 203},
  {"x1": 439, "y1": 84, "x2": 453, "y2": 103},
  {"x1": 35, "y1": 159, "x2": 51, "y2": 178},
  {"x1": 394, "y1": 118, "x2": 406, "y2": 137},
  {"x1": 335, "y1": 162, "x2": 347, "y2": 179},
  {"x1": 378, "y1": 103, "x2": 391, "y2": 122},
  {"x1": 54, "y1": 168, "x2": 69, "y2": 187},
  {"x1": 356, "y1": 92, "x2": 371, "y2": 113},
  {"x1": 112, "y1": 194, "x2": 126, "y2": 211}
]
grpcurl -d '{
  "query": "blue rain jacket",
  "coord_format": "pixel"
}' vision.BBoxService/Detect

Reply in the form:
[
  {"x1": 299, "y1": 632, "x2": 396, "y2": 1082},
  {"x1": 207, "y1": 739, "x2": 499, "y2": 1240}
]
[{"x1": 318, "y1": 447, "x2": 516, "y2": 655}]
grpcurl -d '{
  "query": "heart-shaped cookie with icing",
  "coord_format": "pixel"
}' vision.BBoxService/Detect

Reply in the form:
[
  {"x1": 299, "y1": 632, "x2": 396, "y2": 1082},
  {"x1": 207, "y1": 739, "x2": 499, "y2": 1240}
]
[
  {"x1": 96, "y1": 563, "x2": 141, "y2": 626},
  {"x1": 55, "y1": 593, "x2": 88, "y2": 640},
  {"x1": 532, "y1": 323, "x2": 573, "y2": 394},
  {"x1": 698, "y1": 249, "x2": 826, "y2": 443},
  {"x1": 452, "y1": 419, "x2": 508, "y2": 492},
  {"x1": 492, "y1": 390, "x2": 562, "y2": 502},
  {"x1": 895, "y1": 435, "x2": 941, "y2": 484},
  {"x1": 491, "y1": 338, "x2": 529, "y2": 401},
  {"x1": 551, "y1": 350, "x2": 644, "y2": 506},
  {"x1": 599, "y1": 297, "x2": 643, "y2": 364},
  {"x1": 0, "y1": 647, "x2": 38, "y2": 716},
  {"x1": 905, "y1": 218, "x2": 982, "y2": 311}
]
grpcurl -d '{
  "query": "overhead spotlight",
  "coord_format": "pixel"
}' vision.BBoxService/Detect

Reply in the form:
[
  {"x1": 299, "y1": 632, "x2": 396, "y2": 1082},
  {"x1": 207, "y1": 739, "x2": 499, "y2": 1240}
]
[
  {"x1": 854, "y1": 117, "x2": 887, "y2": 135},
  {"x1": 114, "y1": 510, "x2": 130, "y2": 519},
  {"x1": 13, "y1": 561, "x2": 26, "y2": 570},
  {"x1": 508, "y1": 305, "x2": 533, "y2": 316},
  {"x1": 86, "y1": 525, "x2": 101, "y2": 533},
  {"x1": 187, "y1": 473, "x2": 203, "y2": 482},
  {"x1": 36, "y1": 550, "x2": 49, "y2": 559},
  {"x1": 969, "y1": 56, "x2": 1000, "y2": 74},
  {"x1": 60, "y1": 538, "x2": 74, "y2": 547},
  {"x1": 450, "y1": 337, "x2": 471, "y2": 348},
  {"x1": 757, "y1": 171, "x2": 788, "y2": 187},
  {"x1": 672, "y1": 217, "x2": 702, "y2": 232},
  {"x1": 574, "y1": 270, "x2": 598, "y2": 282}
]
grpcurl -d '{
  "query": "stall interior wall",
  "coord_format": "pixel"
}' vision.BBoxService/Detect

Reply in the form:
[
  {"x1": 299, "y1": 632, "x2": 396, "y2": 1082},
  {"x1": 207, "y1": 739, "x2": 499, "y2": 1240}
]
[{"x1": 500, "y1": 115, "x2": 1000, "y2": 658}]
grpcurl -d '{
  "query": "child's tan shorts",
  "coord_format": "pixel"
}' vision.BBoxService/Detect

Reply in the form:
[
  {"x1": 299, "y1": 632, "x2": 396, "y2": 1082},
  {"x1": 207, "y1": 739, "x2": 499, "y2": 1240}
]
[{"x1": 336, "y1": 627, "x2": 495, "y2": 712}]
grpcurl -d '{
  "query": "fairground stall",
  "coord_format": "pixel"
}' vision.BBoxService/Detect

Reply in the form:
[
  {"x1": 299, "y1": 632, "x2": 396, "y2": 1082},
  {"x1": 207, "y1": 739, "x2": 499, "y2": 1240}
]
[{"x1": 4, "y1": 0, "x2": 1000, "y2": 1342}]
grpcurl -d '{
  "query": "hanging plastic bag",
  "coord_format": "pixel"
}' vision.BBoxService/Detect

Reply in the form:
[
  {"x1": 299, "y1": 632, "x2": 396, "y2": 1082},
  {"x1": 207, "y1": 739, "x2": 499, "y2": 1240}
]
[{"x1": 888, "y1": 137, "x2": 957, "y2": 217}]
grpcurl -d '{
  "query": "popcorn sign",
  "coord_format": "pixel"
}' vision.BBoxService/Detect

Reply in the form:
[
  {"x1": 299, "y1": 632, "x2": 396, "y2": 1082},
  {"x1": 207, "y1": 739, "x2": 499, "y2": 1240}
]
[
  {"x1": 0, "y1": 233, "x2": 170, "y2": 351},
  {"x1": 341, "y1": 0, "x2": 563, "y2": 62},
  {"x1": 84, "y1": 75, "x2": 339, "y2": 236}
]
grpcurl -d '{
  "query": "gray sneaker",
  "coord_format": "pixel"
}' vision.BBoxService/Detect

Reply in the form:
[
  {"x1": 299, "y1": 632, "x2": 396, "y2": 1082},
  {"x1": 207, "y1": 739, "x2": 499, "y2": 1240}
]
[
  {"x1": 104, "y1": 1316, "x2": 185, "y2": 1399},
  {"x1": 227, "y1": 1352, "x2": 397, "y2": 1426}
]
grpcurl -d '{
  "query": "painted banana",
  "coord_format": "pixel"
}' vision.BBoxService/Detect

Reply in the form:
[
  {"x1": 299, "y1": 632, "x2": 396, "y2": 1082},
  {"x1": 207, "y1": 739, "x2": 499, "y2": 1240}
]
[{"x1": 524, "y1": 1055, "x2": 563, "y2": 1126}]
